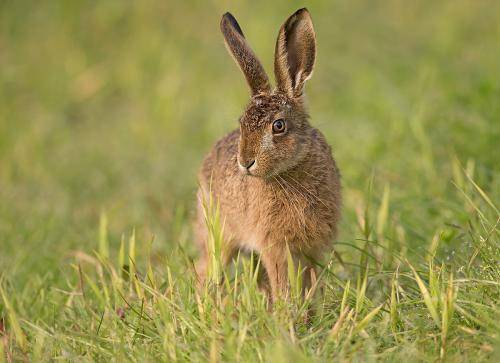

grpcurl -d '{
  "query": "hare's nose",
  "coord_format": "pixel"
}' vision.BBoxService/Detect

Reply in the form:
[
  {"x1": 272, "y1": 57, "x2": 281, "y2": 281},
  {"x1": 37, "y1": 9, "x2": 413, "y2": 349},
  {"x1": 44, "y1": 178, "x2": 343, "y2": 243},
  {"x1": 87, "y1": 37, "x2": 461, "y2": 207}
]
[{"x1": 240, "y1": 159, "x2": 255, "y2": 170}]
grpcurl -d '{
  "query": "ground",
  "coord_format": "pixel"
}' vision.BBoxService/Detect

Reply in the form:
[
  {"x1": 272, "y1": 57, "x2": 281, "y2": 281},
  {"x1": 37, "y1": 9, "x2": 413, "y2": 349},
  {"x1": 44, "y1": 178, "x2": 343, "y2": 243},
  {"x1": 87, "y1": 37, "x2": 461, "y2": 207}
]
[{"x1": 0, "y1": 1, "x2": 499, "y2": 361}]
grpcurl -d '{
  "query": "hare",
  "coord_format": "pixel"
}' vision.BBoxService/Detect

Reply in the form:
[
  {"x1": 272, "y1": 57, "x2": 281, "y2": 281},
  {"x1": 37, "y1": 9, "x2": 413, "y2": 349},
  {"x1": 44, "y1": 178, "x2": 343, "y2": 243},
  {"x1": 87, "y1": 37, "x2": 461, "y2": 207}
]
[{"x1": 195, "y1": 8, "x2": 341, "y2": 302}]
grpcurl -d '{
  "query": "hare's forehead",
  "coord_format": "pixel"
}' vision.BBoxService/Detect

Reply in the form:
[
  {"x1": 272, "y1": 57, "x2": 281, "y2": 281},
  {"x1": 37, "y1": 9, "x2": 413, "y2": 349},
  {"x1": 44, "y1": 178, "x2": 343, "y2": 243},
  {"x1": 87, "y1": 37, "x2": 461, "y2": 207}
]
[{"x1": 240, "y1": 94, "x2": 290, "y2": 131}]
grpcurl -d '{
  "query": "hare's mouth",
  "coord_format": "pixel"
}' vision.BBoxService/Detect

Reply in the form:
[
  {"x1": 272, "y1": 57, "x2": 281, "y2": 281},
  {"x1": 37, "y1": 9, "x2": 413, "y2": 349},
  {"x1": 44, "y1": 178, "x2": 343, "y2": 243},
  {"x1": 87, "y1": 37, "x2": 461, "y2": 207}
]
[{"x1": 238, "y1": 159, "x2": 257, "y2": 176}]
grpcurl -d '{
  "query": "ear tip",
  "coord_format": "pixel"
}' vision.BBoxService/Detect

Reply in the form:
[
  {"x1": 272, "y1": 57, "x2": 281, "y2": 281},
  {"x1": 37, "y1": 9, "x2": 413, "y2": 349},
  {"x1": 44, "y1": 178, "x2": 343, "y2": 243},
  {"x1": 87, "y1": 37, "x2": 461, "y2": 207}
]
[
  {"x1": 221, "y1": 12, "x2": 234, "y2": 21},
  {"x1": 220, "y1": 12, "x2": 244, "y2": 36},
  {"x1": 295, "y1": 8, "x2": 310, "y2": 15},
  {"x1": 220, "y1": 12, "x2": 233, "y2": 27},
  {"x1": 293, "y1": 8, "x2": 312, "y2": 21}
]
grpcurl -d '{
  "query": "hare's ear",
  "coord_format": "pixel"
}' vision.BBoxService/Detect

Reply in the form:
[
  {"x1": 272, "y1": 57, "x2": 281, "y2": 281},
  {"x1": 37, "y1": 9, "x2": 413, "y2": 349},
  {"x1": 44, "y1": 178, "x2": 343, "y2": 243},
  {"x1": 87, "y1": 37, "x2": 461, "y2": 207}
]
[
  {"x1": 274, "y1": 8, "x2": 316, "y2": 98},
  {"x1": 220, "y1": 12, "x2": 271, "y2": 95}
]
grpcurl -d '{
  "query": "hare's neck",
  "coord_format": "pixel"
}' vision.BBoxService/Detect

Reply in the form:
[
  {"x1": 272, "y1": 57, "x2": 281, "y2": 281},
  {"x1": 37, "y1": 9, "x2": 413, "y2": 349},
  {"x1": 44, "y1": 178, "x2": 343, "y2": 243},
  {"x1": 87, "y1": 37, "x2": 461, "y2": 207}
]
[
  {"x1": 261, "y1": 151, "x2": 319, "y2": 196},
  {"x1": 277, "y1": 150, "x2": 316, "y2": 184}
]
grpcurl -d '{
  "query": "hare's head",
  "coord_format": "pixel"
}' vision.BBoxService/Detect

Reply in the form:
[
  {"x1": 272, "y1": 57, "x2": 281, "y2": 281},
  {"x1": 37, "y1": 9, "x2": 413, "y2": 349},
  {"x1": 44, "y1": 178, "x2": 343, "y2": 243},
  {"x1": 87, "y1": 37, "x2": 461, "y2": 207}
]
[{"x1": 221, "y1": 9, "x2": 317, "y2": 178}]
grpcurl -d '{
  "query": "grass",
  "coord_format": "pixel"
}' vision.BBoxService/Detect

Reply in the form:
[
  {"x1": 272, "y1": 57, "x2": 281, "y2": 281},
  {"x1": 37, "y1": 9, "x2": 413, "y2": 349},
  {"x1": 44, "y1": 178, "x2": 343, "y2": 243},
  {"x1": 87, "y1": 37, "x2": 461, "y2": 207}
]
[{"x1": 0, "y1": 0, "x2": 499, "y2": 361}]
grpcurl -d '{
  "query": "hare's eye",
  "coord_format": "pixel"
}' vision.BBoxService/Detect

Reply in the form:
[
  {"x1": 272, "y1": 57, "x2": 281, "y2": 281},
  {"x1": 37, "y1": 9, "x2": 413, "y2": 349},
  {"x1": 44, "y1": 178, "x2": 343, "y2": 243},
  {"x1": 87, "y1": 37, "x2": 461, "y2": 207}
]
[{"x1": 272, "y1": 119, "x2": 286, "y2": 134}]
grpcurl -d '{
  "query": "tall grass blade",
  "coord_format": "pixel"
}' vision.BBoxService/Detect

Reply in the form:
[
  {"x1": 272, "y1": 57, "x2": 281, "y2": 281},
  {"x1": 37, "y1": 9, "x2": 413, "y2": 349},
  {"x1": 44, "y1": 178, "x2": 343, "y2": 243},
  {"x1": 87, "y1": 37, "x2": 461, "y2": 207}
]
[
  {"x1": 390, "y1": 271, "x2": 399, "y2": 336},
  {"x1": 0, "y1": 286, "x2": 27, "y2": 351},
  {"x1": 376, "y1": 183, "x2": 390, "y2": 238},
  {"x1": 329, "y1": 306, "x2": 350, "y2": 341},
  {"x1": 353, "y1": 304, "x2": 383, "y2": 336},
  {"x1": 408, "y1": 261, "x2": 440, "y2": 327},
  {"x1": 355, "y1": 268, "x2": 368, "y2": 315},
  {"x1": 464, "y1": 171, "x2": 499, "y2": 215},
  {"x1": 340, "y1": 280, "x2": 350, "y2": 315},
  {"x1": 99, "y1": 211, "x2": 109, "y2": 259}
]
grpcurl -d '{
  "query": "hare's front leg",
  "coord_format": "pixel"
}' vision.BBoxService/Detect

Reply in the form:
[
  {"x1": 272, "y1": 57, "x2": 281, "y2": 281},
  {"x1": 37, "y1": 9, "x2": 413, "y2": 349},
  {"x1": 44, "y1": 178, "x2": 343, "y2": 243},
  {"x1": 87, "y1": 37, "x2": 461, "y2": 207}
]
[
  {"x1": 260, "y1": 245, "x2": 292, "y2": 302},
  {"x1": 260, "y1": 246, "x2": 317, "y2": 303}
]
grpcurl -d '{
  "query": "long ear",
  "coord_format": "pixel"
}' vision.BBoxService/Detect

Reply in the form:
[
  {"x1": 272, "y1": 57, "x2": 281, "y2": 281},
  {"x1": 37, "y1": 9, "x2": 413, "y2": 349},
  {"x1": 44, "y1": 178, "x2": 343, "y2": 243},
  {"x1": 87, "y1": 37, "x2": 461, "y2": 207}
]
[
  {"x1": 274, "y1": 8, "x2": 316, "y2": 98},
  {"x1": 220, "y1": 12, "x2": 271, "y2": 95}
]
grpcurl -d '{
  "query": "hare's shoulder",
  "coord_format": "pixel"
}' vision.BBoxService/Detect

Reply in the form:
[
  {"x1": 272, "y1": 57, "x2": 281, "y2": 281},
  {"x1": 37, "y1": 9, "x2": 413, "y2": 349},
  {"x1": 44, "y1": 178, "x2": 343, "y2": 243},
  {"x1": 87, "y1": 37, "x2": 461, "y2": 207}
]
[
  {"x1": 310, "y1": 127, "x2": 340, "y2": 176},
  {"x1": 199, "y1": 129, "x2": 240, "y2": 183},
  {"x1": 310, "y1": 128, "x2": 332, "y2": 154}
]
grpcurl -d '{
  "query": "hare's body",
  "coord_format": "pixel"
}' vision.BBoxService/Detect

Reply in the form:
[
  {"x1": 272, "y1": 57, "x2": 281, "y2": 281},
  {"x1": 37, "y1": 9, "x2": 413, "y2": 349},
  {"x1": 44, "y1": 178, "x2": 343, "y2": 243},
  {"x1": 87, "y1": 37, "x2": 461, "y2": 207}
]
[
  {"x1": 195, "y1": 9, "x2": 341, "y2": 300},
  {"x1": 197, "y1": 127, "x2": 340, "y2": 254}
]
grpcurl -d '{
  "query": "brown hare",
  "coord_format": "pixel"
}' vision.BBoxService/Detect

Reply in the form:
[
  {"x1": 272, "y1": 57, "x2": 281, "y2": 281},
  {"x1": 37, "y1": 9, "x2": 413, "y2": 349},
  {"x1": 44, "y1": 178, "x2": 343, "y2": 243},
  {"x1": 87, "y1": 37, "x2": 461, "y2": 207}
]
[{"x1": 195, "y1": 8, "x2": 341, "y2": 302}]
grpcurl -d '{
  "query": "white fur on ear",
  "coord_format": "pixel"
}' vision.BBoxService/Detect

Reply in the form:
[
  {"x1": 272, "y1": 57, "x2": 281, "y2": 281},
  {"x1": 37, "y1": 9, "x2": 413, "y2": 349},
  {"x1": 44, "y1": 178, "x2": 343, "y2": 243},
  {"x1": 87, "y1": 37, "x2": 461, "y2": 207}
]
[{"x1": 274, "y1": 8, "x2": 316, "y2": 98}]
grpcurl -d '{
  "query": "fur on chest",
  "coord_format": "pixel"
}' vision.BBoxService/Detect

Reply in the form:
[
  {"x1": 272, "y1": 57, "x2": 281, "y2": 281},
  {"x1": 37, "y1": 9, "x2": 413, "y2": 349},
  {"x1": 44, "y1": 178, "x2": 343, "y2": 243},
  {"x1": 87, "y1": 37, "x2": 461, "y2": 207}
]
[{"x1": 246, "y1": 180, "x2": 336, "y2": 249}]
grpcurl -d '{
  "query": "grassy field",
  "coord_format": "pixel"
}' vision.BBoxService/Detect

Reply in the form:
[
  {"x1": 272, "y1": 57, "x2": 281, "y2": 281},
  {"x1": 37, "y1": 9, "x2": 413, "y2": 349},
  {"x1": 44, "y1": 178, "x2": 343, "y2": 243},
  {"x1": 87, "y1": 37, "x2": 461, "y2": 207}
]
[{"x1": 1, "y1": 0, "x2": 499, "y2": 361}]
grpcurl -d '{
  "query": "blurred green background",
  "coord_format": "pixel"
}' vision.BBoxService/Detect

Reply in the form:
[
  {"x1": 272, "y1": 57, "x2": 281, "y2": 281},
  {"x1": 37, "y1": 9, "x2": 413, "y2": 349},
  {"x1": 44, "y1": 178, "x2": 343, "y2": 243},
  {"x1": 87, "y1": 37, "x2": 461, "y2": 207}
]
[{"x1": 1, "y1": 0, "x2": 499, "y2": 282}]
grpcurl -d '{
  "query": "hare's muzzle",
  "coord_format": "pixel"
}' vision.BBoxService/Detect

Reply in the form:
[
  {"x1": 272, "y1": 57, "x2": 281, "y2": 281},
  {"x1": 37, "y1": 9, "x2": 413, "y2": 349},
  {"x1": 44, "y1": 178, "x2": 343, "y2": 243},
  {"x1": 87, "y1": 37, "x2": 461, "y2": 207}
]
[{"x1": 238, "y1": 158, "x2": 256, "y2": 175}]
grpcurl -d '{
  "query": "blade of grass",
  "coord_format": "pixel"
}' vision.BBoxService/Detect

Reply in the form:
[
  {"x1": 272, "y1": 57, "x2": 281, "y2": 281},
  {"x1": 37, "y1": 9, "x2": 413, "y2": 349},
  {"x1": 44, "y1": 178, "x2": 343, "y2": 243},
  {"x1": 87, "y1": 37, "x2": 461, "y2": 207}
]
[
  {"x1": 0, "y1": 286, "x2": 27, "y2": 351},
  {"x1": 408, "y1": 260, "x2": 440, "y2": 327},
  {"x1": 353, "y1": 304, "x2": 384, "y2": 336},
  {"x1": 99, "y1": 211, "x2": 109, "y2": 260}
]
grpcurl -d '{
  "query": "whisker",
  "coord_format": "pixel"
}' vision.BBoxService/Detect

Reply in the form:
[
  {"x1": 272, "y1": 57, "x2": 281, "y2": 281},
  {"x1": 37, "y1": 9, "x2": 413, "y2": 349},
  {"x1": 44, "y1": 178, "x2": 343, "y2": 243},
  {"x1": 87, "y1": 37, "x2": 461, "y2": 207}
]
[
  {"x1": 276, "y1": 175, "x2": 305, "y2": 220},
  {"x1": 284, "y1": 172, "x2": 329, "y2": 209},
  {"x1": 297, "y1": 169, "x2": 325, "y2": 183}
]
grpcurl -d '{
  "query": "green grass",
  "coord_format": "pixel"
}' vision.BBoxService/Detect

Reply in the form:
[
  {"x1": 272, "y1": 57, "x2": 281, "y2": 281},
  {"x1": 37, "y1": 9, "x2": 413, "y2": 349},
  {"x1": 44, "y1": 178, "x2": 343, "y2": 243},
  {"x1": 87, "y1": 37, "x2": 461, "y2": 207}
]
[{"x1": 1, "y1": 0, "x2": 499, "y2": 361}]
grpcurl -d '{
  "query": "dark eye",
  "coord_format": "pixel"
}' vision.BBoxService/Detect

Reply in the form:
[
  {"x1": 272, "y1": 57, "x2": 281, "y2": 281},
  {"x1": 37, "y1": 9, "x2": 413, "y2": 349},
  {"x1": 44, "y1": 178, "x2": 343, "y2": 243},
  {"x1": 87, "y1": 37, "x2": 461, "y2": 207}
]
[{"x1": 272, "y1": 119, "x2": 286, "y2": 134}]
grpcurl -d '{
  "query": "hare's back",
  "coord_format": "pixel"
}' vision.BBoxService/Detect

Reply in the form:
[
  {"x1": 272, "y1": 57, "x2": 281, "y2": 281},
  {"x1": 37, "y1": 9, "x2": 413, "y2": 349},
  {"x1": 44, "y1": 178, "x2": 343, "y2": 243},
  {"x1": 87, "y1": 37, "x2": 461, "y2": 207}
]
[{"x1": 199, "y1": 129, "x2": 240, "y2": 189}]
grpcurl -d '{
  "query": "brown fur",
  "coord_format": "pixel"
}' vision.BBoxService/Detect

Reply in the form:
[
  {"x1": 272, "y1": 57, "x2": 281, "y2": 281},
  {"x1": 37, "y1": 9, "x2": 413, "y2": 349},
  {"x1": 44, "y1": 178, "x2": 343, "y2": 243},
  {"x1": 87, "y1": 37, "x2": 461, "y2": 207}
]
[
  {"x1": 220, "y1": 12, "x2": 270, "y2": 95},
  {"x1": 195, "y1": 8, "x2": 341, "y2": 302}
]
